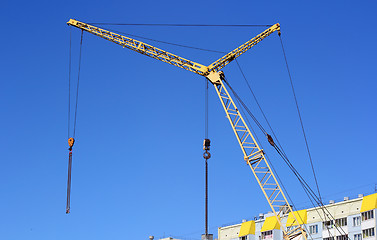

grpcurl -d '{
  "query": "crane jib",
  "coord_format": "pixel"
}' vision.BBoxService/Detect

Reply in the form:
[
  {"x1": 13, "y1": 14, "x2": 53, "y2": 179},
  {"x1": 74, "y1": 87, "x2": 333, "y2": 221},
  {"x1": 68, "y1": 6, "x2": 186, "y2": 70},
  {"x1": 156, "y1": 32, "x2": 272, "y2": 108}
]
[
  {"x1": 66, "y1": 19, "x2": 307, "y2": 240},
  {"x1": 67, "y1": 19, "x2": 209, "y2": 76},
  {"x1": 67, "y1": 19, "x2": 280, "y2": 78}
]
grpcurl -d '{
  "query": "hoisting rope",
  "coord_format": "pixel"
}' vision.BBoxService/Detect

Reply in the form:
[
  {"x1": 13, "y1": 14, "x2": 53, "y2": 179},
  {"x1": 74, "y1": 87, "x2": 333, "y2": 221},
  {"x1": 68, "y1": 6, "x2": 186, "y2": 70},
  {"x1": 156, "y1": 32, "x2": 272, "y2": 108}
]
[
  {"x1": 234, "y1": 59, "x2": 287, "y2": 156},
  {"x1": 225, "y1": 74, "x2": 349, "y2": 239},
  {"x1": 73, "y1": 30, "x2": 84, "y2": 138},
  {"x1": 203, "y1": 78, "x2": 211, "y2": 237},
  {"x1": 222, "y1": 75, "x2": 310, "y2": 239},
  {"x1": 66, "y1": 29, "x2": 84, "y2": 214},
  {"x1": 68, "y1": 28, "x2": 72, "y2": 140},
  {"x1": 66, "y1": 137, "x2": 74, "y2": 214},
  {"x1": 272, "y1": 141, "x2": 350, "y2": 239},
  {"x1": 222, "y1": 78, "x2": 267, "y2": 135},
  {"x1": 274, "y1": 34, "x2": 351, "y2": 236},
  {"x1": 229, "y1": 48, "x2": 350, "y2": 239},
  {"x1": 278, "y1": 34, "x2": 322, "y2": 203}
]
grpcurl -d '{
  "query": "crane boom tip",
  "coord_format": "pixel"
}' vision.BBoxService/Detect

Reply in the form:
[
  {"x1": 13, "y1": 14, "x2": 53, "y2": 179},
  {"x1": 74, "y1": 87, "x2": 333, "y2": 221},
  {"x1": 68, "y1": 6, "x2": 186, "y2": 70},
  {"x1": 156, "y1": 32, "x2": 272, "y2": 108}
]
[{"x1": 67, "y1": 19, "x2": 77, "y2": 26}]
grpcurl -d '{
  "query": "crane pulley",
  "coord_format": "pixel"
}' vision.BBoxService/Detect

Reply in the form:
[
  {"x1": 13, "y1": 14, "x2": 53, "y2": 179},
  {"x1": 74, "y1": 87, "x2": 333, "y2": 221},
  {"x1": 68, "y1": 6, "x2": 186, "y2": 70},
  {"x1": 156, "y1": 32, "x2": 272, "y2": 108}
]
[{"x1": 67, "y1": 19, "x2": 306, "y2": 240}]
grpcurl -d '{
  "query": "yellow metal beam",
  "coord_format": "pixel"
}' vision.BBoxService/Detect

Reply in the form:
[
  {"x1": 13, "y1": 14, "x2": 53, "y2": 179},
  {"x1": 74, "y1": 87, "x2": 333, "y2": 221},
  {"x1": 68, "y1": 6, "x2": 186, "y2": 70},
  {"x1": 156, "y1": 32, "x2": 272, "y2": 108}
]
[
  {"x1": 211, "y1": 71, "x2": 307, "y2": 240},
  {"x1": 207, "y1": 23, "x2": 280, "y2": 72},
  {"x1": 67, "y1": 19, "x2": 280, "y2": 81},
  {"x1": 67, "y1": 19, "x2": 209, "y2": 76}
]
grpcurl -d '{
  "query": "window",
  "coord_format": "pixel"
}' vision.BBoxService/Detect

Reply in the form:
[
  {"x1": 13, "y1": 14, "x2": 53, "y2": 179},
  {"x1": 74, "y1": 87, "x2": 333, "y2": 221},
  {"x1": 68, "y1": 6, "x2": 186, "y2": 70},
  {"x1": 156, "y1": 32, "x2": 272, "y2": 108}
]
[
  {"x1": 324, "y1": 220, "x2": 334, "y2": 229},
  {"x1": 336, "y1": 235, "x2": 348, "y2": 240},
  {"x1": 309, "y1": 225, "x2": 318, "y2": 234},
  {"x1": 261, "y1": 231, "x2": 273, "y2": 239},
  {"x1": 362, "y1": 228, "x2": 375, "y2": 238},
  {"x1": 362, "y1": 210, "x2": 374, "y2": 221},
  {"x1": 335, "y1": 217, "x2": 347, "y2": 227},
  {"x1": 239, "y1": 236, "x2": 247, "y2": 240},
  {"x1": 353, "y1": 216, "x2": 361, "y2": 226},
  {"x1": 354, "y1": 233, "x2": 362, "y2": 240}
]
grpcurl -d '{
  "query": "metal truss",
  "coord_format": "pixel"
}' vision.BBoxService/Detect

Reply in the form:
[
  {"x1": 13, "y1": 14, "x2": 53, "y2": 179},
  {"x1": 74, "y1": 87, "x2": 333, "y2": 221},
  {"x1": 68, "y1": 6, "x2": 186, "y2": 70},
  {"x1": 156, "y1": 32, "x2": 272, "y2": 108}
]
[
  {"x1": 212, "y1": 74, "x2": 307, "y2": 240},
  {"x1": 207, "y1": 24, "x2": 280, "y2": 73},
  {"x1": 67, "y1": 19, "x2": 209, "y2": 76}
]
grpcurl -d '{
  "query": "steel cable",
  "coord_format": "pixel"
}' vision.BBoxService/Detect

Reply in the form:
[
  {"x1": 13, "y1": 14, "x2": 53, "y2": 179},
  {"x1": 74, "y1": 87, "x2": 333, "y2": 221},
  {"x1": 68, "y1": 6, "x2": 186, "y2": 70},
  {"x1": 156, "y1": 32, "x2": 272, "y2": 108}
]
[
  {"x1": 68, "y1": 29, "x2": 72, "y2": 139},
  {"x1": 225, "y1": 64, "x2": 348, "y2": 239},
  {"x1": 104, "y1": 27, "x2": 226, "y2": 54},
  {"x1": 73, "y1": 30, "x2": 84, "y2": 138},
  {"x1": 278, "y1": 35, "x2": 322, "y2": 202},
  {"x1": 89, "y1": 23, "x2": 273, "y2": 27}
]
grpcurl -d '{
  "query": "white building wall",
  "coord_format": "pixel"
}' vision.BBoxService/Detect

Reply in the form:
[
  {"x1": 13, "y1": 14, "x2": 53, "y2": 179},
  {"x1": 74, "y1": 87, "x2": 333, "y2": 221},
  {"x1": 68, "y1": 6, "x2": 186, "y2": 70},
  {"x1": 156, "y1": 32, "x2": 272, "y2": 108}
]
[
  {"x1": 272, "y1": 229, "x2": 282, "y2": 240},
  {"x1": 306, "y1": 222, "x2": 322, "y2": 240},
  {"x1": 348, "y1": 213, "x2": 362, "y2": 240},
  {"x1": 218, "y1": 196, "x2": 377, "y2": 240},
  {"x1": 218, "y1": 223, "x2": 241, "y2": 240},
  {"x1": 361, "y1": 209, "x2": 376, "y2": 240}
]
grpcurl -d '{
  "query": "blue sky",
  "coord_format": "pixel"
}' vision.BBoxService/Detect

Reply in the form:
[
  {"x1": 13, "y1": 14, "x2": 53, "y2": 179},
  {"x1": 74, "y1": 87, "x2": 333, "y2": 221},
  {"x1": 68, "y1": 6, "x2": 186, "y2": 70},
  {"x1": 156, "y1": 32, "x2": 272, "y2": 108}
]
[{"x1": 1, "y1": 1, "x2": 376, "y2": 240}]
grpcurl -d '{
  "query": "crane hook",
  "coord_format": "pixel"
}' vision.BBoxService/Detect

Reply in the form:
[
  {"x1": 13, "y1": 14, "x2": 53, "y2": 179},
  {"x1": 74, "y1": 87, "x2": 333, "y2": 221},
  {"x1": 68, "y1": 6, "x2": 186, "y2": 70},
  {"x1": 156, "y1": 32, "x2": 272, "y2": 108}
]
[
  {"x1": 203, "y1": 139, "x2": 211, "y2": 160},
  {"x1": 68, "y1": 137, "x2": 75, "y2": 151}
]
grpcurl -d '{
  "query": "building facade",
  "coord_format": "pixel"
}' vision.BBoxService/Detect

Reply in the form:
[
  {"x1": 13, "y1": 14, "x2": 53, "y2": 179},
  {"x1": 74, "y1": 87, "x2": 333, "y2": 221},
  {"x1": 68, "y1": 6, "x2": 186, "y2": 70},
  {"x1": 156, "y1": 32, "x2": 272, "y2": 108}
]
[{"x1": 218, "y1": 193, "x2": 377, "y2": 240}]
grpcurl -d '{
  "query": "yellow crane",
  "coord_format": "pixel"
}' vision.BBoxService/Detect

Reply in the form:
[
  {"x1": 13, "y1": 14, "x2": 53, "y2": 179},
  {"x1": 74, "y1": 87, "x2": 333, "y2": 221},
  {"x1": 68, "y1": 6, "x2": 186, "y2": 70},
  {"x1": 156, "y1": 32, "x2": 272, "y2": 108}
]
[{"x1": 67, "y1": 19, "x2": 307, "y2": 240}]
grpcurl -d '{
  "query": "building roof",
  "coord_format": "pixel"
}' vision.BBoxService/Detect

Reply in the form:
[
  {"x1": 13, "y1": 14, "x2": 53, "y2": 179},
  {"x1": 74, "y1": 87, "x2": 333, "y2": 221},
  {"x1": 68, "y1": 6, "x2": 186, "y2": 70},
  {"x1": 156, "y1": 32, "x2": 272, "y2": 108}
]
[
  {"x1": 239, "y1": 220, "x2": 255, "y2": 237},
  {"x1": 361, "y1": 192, "x2": 377, "y2": 212},
  {"x1": 261, "y1": 216, "x2": 280, "y2": 232},
  {"x1": 286, "y1": 209, "x2": 307, "y2": 226}
]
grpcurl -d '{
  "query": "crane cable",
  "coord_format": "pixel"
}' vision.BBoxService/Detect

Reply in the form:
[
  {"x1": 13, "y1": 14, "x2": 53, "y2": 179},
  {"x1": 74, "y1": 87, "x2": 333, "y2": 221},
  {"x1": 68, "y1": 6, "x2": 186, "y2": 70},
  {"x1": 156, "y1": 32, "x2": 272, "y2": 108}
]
[
  {"x1": 232, "y1": 61, "x2": 313, "y2": 239},
  {"x1": 203, "y1": 78, "x2": 211, "y2": 237},
  {"x1": 88, "y1": 23, "x2": 273, "y2": 27},
  {"x1": 224, "y1": 76, "x2": 316, "y2": 240},
  {"x1": 230, "y1": 56, "x2": 350, "y2": 239},
  {"x1": 276, "y1": 34, "x2": 334, "y2": 238},
  {"x1": 276, "y1": 35, "x2": 349, "y2": 238},
  {"x1": 234, "y1": 59, "x2": 287, "y2": 154},
  {"x1": 66, "y1": 29, "x2": 84, "y2": 214},
  {"x1": 124, "y1": 23, "x2": 327, "y2": 236},
  {"x1": 102, "y1": 27, "x2": 226, "y2": 54},
  {"x1": 278, "y1": 35, "x2": 322, "y2": 202},
  {"x1": 222, "y1": 78, "x2": 267, "y2": 135},
  {"x1": 225, "y1": 73, "x2": 350, "y2": 240},
  {"x1": 272, "y1": 142, "x2": 350, "y2": 239}
]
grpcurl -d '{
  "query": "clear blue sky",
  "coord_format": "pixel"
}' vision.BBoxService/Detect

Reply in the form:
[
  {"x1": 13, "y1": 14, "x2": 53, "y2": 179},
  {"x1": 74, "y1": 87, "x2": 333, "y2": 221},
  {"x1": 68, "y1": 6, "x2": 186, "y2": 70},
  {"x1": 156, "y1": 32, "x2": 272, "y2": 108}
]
[{"x1": 1, "y1": 1, "x2": 376, "y2": 240}]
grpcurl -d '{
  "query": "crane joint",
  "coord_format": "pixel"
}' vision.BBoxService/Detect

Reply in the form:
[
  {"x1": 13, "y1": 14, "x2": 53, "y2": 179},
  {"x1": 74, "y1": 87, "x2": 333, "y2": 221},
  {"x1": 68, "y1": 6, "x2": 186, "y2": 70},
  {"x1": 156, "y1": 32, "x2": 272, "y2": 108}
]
[{"x1": 206, "y1": 71, "x2": 224, "y2": 85}]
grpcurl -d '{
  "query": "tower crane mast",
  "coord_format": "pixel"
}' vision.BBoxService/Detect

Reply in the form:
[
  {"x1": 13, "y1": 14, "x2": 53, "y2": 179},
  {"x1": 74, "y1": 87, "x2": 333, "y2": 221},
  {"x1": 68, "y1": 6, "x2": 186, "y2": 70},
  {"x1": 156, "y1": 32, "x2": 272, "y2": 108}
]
[{"x1": 67, "y1": 19, "x2": 307, "y2": 240}]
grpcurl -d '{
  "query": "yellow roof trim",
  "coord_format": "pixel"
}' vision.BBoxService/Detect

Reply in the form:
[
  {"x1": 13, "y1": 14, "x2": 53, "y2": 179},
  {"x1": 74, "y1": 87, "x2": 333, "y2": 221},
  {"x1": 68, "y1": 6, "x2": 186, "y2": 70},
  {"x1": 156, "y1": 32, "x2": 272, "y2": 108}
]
[
  {"x1": 261, "y1": 216, "x2": 280, "y2": 232},
  {"x1": 286, "y1": 209, "x2": 307, "y2": 226},
  {"x1": 239, "y1": 220, "x2": 255, "y2": 237},
  {"x1": 361, "y1": 193, "x2": 377, "y2": 212}
]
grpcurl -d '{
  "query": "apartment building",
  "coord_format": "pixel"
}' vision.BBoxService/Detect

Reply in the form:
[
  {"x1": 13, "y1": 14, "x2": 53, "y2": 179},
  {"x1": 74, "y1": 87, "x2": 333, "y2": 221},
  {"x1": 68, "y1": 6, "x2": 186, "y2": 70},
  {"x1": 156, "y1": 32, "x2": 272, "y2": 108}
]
[{"x1": 218, "y1": 193, "x2": 377, "y2": 240}]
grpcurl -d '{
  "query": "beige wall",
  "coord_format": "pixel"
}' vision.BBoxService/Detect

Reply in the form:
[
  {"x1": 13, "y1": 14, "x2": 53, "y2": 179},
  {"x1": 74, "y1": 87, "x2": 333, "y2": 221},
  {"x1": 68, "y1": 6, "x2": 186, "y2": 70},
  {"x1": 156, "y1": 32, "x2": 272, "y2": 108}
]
[
  {"x1": 218, "y1": 223, "x2": 241, "y2": 240},
  {"x1": 307, "y1": 198, "x2": 362, "y2": 224}
]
